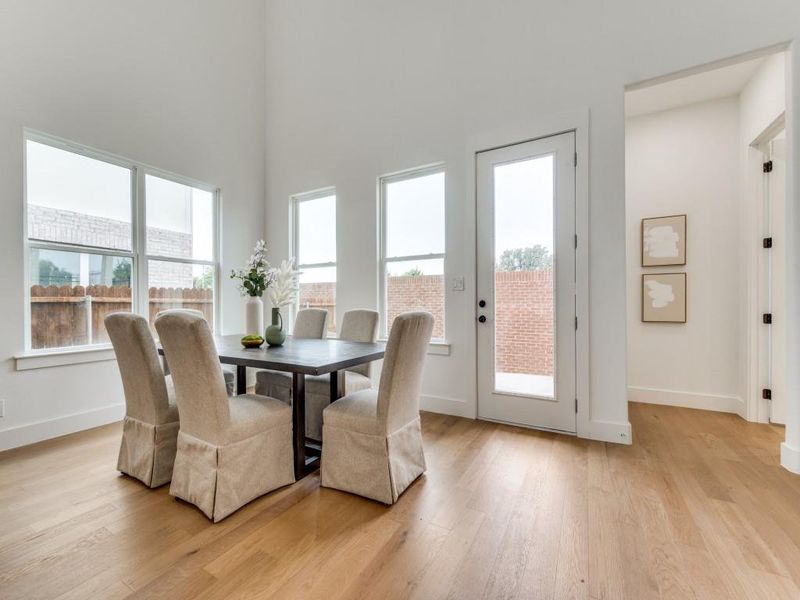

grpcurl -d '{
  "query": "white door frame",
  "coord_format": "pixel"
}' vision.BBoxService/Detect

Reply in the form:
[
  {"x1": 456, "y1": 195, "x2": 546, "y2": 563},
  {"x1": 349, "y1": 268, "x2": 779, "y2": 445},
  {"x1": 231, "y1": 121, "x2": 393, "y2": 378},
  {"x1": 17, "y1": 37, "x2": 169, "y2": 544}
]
[
  {"x1": 745, "y1": 114, "x2": 787, "y2": 423},
  {"x1": 464, "y1": 109, "x2": 609, "y2": 442}
]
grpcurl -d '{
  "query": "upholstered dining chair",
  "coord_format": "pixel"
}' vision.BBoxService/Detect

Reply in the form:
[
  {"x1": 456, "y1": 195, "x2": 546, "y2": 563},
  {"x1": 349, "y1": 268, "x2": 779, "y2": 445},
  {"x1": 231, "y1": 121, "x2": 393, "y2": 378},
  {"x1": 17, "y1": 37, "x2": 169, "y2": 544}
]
[
  {"x1": 254, "y1": 307, "x2": 328, "y2": 425},
  {"x1": 106, "y1": 312, "x2": 180, "y2": 488},
  {"x1": 157, "y1": 309, "x2": 236, "y2": 396},
  {"x1": 321, "y1": 311, "x2": 433, "y2": 504},
  {"x1": 155, "y1": 311, "x2": 294, "y2": 522},
  {"x1": 304, "y1": 309, "x2": 379, "y2": 439}
]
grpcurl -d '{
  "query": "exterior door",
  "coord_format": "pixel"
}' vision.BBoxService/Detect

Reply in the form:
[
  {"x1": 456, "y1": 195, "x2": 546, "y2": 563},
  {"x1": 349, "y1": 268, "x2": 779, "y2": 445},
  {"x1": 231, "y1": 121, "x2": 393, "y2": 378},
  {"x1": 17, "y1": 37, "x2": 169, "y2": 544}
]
[{"x1": 476, "y1": 132, "x2": 577, "y2": 432}]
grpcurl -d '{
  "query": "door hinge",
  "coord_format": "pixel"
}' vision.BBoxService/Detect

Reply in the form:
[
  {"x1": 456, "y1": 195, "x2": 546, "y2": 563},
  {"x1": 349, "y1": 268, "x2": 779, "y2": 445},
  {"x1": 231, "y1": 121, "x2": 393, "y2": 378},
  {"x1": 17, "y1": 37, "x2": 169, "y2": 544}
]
[
  {"x1": 575, "y1": 316, "x2": 578, "y2": 330},
  {"x1": 575, "y1": 398, "x2": 578, "y2": 413},
  {"x1": 762, "y1": 388, "x2": 772, "y2": 401},
  {"x1": 574, "y1": 234, "x2": 578, "y2": 249},
  {"x1": 763, "y1": 313, "x2": 773, "y2": 325},
  {"x1": 574, "y1": 152, "x2": 578, "y2": 167},
  {"x1": 763, "y1": 160, "x2": 774, "y2": 173},
  {"x1": 763, "y1": 237, "x2": 773, "y2": 249}
]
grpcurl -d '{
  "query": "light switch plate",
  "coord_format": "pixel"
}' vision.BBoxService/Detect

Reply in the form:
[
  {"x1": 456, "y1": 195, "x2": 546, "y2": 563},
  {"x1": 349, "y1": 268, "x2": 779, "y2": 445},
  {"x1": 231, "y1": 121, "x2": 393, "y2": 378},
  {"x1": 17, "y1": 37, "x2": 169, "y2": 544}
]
[{"x1": 452, "y1": 276, "x2": 465, "y2": 291}]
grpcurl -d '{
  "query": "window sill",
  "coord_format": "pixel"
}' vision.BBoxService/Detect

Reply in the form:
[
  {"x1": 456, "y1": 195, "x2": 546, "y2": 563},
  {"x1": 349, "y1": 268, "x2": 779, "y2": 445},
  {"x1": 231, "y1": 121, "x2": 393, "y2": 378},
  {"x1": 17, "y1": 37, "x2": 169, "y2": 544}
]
[
  {"x1": 15, "y1": 344, "x2": 117, "y2": 371},
  {"x1": 377, "y1": 339, "x2": 451, "y2": 356}
]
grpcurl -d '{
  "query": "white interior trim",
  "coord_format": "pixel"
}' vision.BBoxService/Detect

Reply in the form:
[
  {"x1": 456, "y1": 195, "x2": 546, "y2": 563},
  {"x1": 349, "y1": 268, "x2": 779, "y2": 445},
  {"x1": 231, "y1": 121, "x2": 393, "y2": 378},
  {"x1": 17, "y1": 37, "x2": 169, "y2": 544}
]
[
  {"x1": 628, "y1": 386, "x2": 745, "y2": 415},
  {"x1": 0, "y1": 403, "x2": 123, "y2": 452},
  {"x1": 16, "y1": 345, "x2": 117, "y2": 370},
  {"x1": 465, "y1": 108, "x2": 611, "y2": 442}
]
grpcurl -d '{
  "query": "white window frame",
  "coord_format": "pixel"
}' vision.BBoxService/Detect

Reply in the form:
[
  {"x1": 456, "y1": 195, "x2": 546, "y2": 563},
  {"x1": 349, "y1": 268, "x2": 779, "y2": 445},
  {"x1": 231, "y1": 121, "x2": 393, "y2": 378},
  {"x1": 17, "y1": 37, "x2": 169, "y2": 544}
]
[
  {"x1": 290, "y1": 187, "x2": 337, "y2": 335},
  {"x1": 378, "y1": 163, "x2": 446, "y2": 341},
  {"x1": 21, "y1": 129, "x2": 221, "y2": 359}
]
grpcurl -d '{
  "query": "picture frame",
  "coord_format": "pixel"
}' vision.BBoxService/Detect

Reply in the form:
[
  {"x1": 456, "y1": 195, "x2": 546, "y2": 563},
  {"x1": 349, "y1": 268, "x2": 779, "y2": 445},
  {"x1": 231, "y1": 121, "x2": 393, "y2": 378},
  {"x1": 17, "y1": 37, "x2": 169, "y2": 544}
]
[
  {"x1": 641, "y1": 214, "x2": 687, "y2": 267},
  {"x1": 641, "y1": 272, "x2": 686, "y2": 323}
]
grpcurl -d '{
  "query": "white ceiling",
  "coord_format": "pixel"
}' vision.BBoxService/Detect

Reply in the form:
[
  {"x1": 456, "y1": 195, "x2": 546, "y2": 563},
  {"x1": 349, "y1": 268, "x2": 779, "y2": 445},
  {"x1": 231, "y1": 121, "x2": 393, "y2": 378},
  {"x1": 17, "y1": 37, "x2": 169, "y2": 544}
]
[{"x1": 625, "y1": 57, "x2": 767, "y2": 117}]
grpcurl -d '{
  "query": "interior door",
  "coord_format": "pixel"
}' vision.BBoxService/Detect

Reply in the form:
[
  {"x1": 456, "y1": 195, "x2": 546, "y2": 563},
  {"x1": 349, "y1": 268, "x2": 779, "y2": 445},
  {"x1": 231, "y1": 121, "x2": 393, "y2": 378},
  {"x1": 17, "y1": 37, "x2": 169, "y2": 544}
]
[{"x1": 476, "y1": 132, "x2": 577, "y2": 432}]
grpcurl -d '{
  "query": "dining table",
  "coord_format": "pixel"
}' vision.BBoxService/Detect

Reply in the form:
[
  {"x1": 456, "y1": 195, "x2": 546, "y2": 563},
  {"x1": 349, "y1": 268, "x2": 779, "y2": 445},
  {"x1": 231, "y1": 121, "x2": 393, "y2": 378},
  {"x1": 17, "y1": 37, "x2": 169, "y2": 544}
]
[{"x1": 160, "y1": 334, "x2": 386, "y2": 479}]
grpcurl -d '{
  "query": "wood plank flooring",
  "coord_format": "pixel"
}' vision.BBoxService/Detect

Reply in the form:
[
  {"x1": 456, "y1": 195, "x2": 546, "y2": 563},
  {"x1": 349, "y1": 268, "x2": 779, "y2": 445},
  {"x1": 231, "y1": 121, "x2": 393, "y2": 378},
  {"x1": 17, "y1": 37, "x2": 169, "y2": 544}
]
[{"x1": 1, "y1": 403, "x2": 799, "y2": 599}]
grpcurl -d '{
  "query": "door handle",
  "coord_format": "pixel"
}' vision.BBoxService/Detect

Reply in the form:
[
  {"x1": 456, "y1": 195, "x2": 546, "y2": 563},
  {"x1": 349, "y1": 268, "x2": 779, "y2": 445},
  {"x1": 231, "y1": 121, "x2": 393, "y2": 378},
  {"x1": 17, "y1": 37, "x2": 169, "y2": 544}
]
[
  {"x1": 478, "y1": 315, "x2": 487, "y2": 323},
  {"x1": 478, "y1": 300, "x2": 486, "y2": 308}
]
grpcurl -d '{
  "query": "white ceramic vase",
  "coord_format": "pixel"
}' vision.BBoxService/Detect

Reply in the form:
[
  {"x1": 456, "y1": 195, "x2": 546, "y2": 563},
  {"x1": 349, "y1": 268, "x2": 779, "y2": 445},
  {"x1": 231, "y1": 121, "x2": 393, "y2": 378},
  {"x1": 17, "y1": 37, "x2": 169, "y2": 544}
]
[{"x1": 245, "y1": 295, "x2": 264, "y2": 336}]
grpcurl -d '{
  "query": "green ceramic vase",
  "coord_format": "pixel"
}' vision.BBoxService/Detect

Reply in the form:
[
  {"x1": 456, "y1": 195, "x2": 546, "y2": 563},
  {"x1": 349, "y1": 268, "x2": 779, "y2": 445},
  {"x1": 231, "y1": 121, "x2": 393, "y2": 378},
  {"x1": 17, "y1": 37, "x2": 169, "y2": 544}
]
[{"x1": 265, "y1": 307, "x2": 286, "y2": 346}]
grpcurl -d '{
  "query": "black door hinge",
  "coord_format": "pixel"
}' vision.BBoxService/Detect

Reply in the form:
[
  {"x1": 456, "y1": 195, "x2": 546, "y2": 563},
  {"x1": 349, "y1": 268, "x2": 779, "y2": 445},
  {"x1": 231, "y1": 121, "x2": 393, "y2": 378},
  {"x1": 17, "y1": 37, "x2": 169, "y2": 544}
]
[
  {"x1": 763, "y1": 313, "x2": 773, "y2": 325},
  {"x1": 574, "y1": 152, "x2": 578, "y2": 167},
  {"x1": 575, "y1": 316, "x2": 578, "y2": 330},
  {"x1": 575, "y1": 398, "x2": 578, "y2": 413},
  {"x1": 764, "y1": 161, "x2": 774, "y2": 173},
  {"x1": 763, "y1": 237, "x2": 773, "y2": 248},
  {"x1": 763, "y1": 388, "x2": 772, "y2": 400}
]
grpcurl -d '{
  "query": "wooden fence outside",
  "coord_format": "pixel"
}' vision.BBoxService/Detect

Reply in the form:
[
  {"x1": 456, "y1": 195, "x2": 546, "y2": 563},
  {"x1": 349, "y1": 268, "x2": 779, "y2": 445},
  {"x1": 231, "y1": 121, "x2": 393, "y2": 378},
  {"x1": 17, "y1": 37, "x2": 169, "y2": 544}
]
[{"x1": 30, "y1": 285, "x2": 213, "y2": 349}]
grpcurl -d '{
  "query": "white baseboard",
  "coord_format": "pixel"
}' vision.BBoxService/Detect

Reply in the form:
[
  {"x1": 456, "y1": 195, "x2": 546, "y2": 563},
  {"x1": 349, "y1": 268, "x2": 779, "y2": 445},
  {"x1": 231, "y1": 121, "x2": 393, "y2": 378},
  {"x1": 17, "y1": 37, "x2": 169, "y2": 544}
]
[
  {"x1": 781, "y1": 442, "x2": 800, "y2": 474},
  {"x1": 0, "y1": 403, "x2": 124, "y2": 452},
  {"x1": 628, "y1": 386, "x2": 744, "y2": 416},
  {"x1": 420, "y1": 394, "x2": 474, "y2": 419}
]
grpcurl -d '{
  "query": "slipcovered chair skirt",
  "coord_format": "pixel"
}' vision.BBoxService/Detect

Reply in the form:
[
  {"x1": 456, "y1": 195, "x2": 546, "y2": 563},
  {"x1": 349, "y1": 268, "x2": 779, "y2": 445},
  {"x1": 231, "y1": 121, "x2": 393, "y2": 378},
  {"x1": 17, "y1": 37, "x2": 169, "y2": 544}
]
[
  {"x1": 321, "y1": 311, "x2": 433, "y2": 504},
  {"x1": 106, "y1": 312, "x2": 181, "y2": 488},
  {"x1": 155, "y1": 310, "x2": 294, "y2": 521}
]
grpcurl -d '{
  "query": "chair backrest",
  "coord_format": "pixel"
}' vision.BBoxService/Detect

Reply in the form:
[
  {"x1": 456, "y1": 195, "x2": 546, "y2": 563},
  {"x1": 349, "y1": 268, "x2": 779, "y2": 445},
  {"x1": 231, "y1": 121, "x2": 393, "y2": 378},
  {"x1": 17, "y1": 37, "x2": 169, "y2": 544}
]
[
  {"x1": 293, "y1": 308, "x2": 328, "y2": 339},
  {"x1": 340, "y1": 309, "x2": 380, "y2": 377},
  {"x1": 155, "y1": 309, "x2": 205, "y2": 375},
  {"x1": 377, "y1": 312, "x2": 434, "y2": 433},
  {"x1": 154, "y1": 311, "x2": 230, "y2": 443},
  {"x1": 105, "y1": 312, "x2": 171, "y2": 425}
]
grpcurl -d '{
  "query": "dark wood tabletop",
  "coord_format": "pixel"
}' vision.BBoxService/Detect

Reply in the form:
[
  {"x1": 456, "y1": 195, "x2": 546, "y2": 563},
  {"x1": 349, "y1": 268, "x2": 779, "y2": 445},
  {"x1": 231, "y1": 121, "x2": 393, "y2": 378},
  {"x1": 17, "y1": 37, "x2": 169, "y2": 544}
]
[{"x1": 209, "y1": 334, "x2": 386, "y2": 376}]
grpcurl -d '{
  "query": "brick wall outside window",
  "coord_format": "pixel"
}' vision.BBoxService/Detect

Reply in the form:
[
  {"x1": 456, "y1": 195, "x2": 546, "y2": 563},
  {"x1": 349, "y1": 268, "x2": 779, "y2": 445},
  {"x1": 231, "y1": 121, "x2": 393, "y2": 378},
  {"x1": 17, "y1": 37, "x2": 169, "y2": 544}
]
[{"x1": 298, "y1": 269, "x2": 554, "y2": 376}]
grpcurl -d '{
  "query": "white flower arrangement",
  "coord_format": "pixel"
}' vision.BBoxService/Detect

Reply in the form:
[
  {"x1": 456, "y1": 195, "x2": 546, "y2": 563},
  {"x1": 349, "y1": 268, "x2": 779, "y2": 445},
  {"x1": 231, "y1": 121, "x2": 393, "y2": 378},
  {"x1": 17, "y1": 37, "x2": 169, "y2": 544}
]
[
  {"x1": 267, "y1": 258, "x2": 300, "y2": 308},
  {"x1": 230, "y1": 240, "x2": 275, "y2": 297}
]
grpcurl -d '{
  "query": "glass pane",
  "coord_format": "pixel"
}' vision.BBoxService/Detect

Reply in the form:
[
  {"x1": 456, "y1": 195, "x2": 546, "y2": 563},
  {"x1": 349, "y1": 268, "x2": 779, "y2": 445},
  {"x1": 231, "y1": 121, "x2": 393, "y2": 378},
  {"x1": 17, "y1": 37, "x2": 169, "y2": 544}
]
[
  {"x1": 493, "y1": 155, "x2": 554, "y2": 398},
  {"x1": 26, "y1": 140, "x2": 132, "y2": 251},
  {"x1": 386, "y1": 258, "x2": 444, "y2": 339},
  {"x1": 29, "y1": 248, "x2": 132, "y2": 349},
  {"x1": 148, "y1": 260, "x2": 215, "y2": 331},
  {"x1": 385, "y1": 171, "x2": 445, "y2": 258},
  {"x1": 298, "y1": 194, "x2": 336, "y2": 265},
  {"x1": 298, "y1": 265, "x2": 336, "y2": 334},
  {"x1": 146, "y1": 175, "x2": 214, "y2": 261}
]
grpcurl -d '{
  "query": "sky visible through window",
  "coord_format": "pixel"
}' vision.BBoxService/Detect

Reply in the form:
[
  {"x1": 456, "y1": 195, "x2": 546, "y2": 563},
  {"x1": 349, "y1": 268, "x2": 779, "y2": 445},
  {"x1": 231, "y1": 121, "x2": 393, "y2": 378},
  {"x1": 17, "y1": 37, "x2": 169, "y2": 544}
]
[{"x1": 494, "y1": 154, "x2": 554, "y2": 262}]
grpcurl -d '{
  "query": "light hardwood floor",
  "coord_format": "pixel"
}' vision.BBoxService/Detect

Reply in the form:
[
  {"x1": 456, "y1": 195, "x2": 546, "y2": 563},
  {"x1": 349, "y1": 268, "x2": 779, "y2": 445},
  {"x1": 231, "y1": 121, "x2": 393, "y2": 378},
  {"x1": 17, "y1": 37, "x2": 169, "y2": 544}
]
[{"x1": 1, "y1": 403, "x2": 799, "y2": 599}]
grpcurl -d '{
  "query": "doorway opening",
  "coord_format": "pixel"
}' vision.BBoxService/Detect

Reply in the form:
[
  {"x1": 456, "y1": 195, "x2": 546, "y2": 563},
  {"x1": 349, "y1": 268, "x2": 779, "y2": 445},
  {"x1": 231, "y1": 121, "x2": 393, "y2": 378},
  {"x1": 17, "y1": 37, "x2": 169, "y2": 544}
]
[{"x1": 624, "y1": 48, "x2": 787, "y2": 424}]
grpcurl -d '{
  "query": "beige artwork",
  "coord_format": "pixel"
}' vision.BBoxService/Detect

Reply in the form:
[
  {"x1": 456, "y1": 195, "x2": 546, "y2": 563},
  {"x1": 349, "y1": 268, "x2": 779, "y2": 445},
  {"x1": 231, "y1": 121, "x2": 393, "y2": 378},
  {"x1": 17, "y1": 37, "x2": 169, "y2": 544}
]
[
  {"x1": 642, "y1": 215, "x2": 686, "y2": 266},
  {"x1": 642, "y1": 273, "x2": 686, "y2": 323}
]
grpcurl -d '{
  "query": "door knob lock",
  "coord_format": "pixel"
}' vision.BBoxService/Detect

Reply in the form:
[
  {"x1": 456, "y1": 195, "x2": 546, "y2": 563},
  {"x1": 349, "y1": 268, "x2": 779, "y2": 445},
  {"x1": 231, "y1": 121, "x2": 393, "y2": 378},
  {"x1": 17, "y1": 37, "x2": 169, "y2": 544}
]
[{"x1": 478, "y1": 315, "x2": 487, "y2": 323}]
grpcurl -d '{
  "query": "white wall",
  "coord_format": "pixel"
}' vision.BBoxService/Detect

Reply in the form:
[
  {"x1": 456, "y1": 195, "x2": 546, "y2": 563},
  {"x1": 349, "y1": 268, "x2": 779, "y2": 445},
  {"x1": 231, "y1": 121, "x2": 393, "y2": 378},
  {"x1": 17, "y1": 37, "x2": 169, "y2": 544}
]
[
  {"x1": 263, "y1": 0, "x2": 800, "y2": 446},
  {"x1": 0, "y1": 0, "x2": 267, "y2": 450},
  {"x1": 626, "y1": 97, "x2": 743, "y2": 414}
]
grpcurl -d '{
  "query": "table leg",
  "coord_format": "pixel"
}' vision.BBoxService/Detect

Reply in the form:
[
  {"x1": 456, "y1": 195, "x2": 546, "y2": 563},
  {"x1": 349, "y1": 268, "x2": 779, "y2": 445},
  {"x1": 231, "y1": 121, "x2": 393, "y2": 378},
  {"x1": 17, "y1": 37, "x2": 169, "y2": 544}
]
[
  {"x1": 329, "y1": 370, "x2": 345, "y2": 403},
  {"x1": 292, "y1": 372, "x2": 306, "y2": 480},
  {"x1": 236, "y1": 365, "x2": 247, "y2": 395}
]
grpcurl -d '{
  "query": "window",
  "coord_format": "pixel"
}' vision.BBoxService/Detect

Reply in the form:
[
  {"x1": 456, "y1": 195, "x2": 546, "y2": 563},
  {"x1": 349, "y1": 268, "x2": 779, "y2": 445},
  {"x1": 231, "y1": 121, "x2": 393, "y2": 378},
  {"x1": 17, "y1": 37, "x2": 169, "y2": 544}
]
[
  {"x1": 24, "y1": 132, "x2": 219, "y2": 351},
  {"x1": 292, "y1": 189, "x2": 336, "y2": 334},
  {"x1": 379, "y1": 165, "x2": 445, "y2": 339}
]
